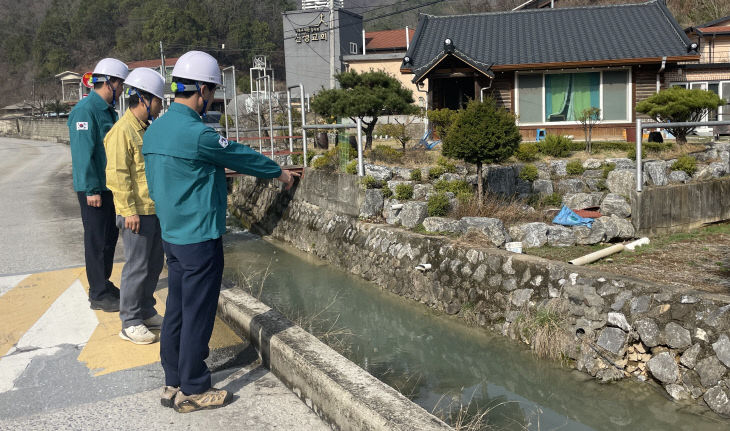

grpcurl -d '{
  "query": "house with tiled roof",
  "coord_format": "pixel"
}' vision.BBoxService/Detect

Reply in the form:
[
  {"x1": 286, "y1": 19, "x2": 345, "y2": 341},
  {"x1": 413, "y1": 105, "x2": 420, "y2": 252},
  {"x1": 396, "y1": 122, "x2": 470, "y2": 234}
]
[
  {"x1": 668, "y1": 15, "x2": 730, "y2": 134},
  {"x1": 400, "y1": 0, "x2": 700, "y2": 141},
  {"x1": 344, "y1": 28, "x2": 421, "y2": 102}
]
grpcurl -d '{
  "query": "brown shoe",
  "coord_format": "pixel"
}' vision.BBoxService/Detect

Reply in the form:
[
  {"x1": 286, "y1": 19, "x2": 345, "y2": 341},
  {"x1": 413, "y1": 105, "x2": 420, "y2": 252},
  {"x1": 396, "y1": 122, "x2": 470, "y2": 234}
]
[
  {"x1": 173, "y1": 387, "x2": 232, "y2": 413},
  {"x1": 161, "y1": 386, "x2": 179, "y2": 408}
]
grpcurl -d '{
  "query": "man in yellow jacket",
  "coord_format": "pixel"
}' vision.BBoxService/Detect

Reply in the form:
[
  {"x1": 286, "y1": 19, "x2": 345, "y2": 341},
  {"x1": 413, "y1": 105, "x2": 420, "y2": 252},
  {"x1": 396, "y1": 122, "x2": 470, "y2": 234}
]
[{"x1": 104, "y1": 68, "x2": 166, "y2": 345}]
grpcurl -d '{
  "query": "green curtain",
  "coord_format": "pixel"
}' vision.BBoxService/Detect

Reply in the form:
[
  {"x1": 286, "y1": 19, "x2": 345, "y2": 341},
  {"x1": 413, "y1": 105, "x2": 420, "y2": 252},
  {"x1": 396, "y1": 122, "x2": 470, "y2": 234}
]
[
  {"x1": 545, "y1": 74, "x2": 570, "y2": 121},
  {"x1": 569, "y1": 73, "x2": 600, "y2": 121}
]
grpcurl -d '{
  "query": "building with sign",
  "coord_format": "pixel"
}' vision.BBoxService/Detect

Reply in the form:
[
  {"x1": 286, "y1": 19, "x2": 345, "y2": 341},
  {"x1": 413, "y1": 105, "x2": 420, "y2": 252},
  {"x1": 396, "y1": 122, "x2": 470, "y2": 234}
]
[{"x1": 282, "y1": 8, "x2": 363, "y2": 95}]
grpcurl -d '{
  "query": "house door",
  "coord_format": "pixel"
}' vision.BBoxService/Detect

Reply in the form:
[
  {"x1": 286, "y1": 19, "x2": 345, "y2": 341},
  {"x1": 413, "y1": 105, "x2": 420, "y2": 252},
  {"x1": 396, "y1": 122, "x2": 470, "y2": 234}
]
[{"x1": 438, "y1": 77, "x2": 475, "y2": 110}]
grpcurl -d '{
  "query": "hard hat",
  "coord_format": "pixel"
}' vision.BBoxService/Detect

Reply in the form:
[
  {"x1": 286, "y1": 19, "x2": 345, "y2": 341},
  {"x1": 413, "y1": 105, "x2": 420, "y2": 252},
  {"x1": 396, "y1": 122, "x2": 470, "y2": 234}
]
[
  {"x1": 92, "y1": 58, "x2": 130, "y2": 80},
  {"x1": 171, "y1": 51, "x2": 222, "y2": 85},
  {"x1": 124, "y1": 68, "x2": 165, "y2": 99}
]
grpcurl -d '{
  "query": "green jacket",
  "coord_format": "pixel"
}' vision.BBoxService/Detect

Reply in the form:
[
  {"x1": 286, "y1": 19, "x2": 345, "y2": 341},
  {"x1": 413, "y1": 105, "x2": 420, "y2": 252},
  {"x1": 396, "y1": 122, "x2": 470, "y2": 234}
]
[
  {"x1": 142, "y1": 103, "x2": 282, "y2": 245},
  {"x1": 67, "y1": 91, "x2": 118, "y2": 195}
]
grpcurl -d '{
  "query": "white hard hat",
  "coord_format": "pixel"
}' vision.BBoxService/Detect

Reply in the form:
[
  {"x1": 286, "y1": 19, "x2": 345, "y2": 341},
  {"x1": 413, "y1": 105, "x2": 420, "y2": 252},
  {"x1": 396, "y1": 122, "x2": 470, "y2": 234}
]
[
  {"x1": 92, "y1": 58, "x2": 130, "y2": 80},
  {"x1": 124, "y1": 68, "x2": 165, "y2": 99},
  {"x1": 171, "y1": 51, "x2": 222, "y2": 85}
]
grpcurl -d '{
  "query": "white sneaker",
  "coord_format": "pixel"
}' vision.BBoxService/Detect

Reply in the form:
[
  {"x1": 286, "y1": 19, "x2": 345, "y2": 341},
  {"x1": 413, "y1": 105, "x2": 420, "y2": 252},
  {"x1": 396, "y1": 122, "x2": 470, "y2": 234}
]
[
  {"x1": 119, "y1": 325, "x2": 156, "y2": 344},
  {"x1": 143, "y1": 313, "x2": 164, "y2": 329}
]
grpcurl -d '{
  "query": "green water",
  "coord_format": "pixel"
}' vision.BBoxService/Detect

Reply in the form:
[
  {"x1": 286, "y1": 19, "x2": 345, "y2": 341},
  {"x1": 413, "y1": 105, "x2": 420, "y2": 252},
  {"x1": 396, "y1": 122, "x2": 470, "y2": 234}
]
[{"x1": 222, "y1": 232, "x2": 724, "y2": 431}]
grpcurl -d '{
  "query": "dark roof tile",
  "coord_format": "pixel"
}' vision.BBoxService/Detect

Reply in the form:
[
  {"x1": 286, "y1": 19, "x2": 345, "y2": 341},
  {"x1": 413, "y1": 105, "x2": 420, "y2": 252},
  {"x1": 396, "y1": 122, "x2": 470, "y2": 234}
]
[{"x1": 404, "y1": 0, "x2": 695, "y2": 79}]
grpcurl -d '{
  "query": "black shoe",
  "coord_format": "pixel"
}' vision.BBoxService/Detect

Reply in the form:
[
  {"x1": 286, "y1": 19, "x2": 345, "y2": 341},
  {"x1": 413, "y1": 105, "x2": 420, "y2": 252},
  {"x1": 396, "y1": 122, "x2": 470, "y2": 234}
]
[
  {"x1": 106, "y1": 282, "x2": 120, "y2": 298},
  {"x1": 90, "y1": 295, "x2": 120, "y2": 312}
]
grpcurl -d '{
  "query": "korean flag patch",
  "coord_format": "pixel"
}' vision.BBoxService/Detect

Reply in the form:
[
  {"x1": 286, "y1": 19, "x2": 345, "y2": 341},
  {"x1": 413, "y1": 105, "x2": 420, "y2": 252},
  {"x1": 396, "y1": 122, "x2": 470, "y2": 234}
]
[
  {"x1": 76, "y1": 122, "x2": 89, "y2": 131},
  {"x1": 219, "y1": 136, "x2": 229, "y2": 148}
]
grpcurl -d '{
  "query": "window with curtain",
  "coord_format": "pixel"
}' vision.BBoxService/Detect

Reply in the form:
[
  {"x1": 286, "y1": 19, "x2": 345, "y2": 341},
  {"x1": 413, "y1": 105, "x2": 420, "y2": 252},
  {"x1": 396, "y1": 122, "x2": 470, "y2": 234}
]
[
  {"x1": 517, "y1": 70, "x2": 629, "y2": 123},
  {"x1": 517, "y1": 74, "x2": 542, "y2": 123},
  {"x1": 545, "y1": 72, "x2": 599, "y2": 121}
]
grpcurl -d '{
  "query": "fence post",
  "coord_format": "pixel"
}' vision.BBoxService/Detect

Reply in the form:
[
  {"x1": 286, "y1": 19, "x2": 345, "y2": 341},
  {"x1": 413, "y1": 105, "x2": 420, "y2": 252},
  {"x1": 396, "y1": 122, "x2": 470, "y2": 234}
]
[{"x1": 357, "y1": 118, "x2": 364, "y2": 177}]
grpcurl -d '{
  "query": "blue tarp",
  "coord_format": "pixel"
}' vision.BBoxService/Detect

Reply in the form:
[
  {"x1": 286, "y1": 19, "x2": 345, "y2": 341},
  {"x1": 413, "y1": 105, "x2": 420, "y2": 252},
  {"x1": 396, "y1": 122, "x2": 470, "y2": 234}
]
[{"x1": 552, "y1": 205, "x2": 594, "y2": 228}]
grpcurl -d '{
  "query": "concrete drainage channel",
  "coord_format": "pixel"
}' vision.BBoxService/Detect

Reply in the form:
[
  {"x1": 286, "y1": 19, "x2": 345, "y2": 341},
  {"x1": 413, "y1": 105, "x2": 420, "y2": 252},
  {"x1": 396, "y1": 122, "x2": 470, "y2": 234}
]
[{"x1": 217, "y1": 287, "x2": 452, "y2": 431}]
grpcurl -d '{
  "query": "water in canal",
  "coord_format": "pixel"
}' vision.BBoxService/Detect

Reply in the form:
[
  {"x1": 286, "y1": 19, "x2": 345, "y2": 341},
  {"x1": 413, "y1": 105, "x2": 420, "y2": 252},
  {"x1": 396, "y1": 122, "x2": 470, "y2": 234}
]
[{"x1": 222, "y1": 231, "x2": 724, "y2": 431}]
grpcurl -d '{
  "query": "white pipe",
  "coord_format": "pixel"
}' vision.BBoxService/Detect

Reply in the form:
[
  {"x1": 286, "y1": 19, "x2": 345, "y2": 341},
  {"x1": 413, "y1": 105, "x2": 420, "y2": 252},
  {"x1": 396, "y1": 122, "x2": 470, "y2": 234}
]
[
  {"x1": 391, "y1": 203, "x2": 404, "y2": 210},
  {"x1": 286, "y1": 88, "x2": 294, "y2": 152},
  {"x1": 300, "y1": 84, "x2": 308, "y2": 167},
  {"x1": 656, "y1": 56, "x2": 666, "y2": 93},
  {"x1": 636, "y1": 118, "x2": 642, "y2": 192},
  {"x1": 415, "y1": 263, "x2": 431, "y2": 272},
  {"x1": 625, "y1": 237, "x2": 650, "y2": 251},
  {"x1": 362, "y1": 30, "x2": 366, "y2": 56},
  {"x1": 569, "y1": 244, "x2": 624, "y2": 266},
  {"x1": 405, "y1": 26, "x2": 410, "y2": 50}
]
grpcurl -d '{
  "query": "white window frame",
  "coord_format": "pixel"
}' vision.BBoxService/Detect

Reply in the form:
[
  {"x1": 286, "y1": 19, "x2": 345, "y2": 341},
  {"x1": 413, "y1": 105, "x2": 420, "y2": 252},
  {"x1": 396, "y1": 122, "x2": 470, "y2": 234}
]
[
  {"x1": 349, "y1": 42, "x2": 358, "y2": 55},
  {"x1": 514, "y1": 67, "x2": 633, "y2": 126}
]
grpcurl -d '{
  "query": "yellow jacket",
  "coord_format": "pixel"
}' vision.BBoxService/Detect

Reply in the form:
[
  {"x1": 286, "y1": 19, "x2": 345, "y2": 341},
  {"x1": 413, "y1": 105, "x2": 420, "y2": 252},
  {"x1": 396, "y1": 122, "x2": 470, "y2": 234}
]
[{"x1": 104, "y1": 109, "x2": 155, "y2": 217}]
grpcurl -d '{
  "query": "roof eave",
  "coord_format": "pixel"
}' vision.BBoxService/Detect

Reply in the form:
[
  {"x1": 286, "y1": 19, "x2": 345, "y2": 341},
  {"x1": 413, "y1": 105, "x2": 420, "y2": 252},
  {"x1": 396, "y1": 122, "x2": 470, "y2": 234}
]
[
  {"x1": 411, "y1": 50, "x2": 494, "y2": 83},
  {"x1": 490, "y1": 55, "x2": 701, "y2": 71}
]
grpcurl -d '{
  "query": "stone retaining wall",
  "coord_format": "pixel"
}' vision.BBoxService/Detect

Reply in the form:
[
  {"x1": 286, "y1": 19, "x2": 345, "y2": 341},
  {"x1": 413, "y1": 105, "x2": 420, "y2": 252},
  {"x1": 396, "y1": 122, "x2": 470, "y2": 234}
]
[{"x1": 229, "y1": 171, "x2": 730, "y2": 418}]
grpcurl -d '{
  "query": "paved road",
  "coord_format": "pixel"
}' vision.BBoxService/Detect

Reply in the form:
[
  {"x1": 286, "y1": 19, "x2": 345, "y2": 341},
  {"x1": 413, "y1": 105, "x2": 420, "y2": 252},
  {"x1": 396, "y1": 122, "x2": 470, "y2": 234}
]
[{"x1": 0, "y1": 137, "x2": 327, "y2": 430}]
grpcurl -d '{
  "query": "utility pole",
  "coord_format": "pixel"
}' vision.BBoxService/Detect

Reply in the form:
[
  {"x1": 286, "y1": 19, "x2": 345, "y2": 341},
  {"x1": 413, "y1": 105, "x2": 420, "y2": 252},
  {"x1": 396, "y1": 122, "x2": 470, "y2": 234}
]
[
  {"x1": 329, "y1": 0, "x2": 335, "y2": 89},
  {"x1": 159, "y1": 41, "x2": 166, "y2": 109}
]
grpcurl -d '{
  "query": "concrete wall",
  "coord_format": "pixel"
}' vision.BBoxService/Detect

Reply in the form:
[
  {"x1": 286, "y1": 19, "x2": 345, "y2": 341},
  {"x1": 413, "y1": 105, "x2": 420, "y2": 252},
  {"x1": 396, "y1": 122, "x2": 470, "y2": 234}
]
[
  {"x1": 0, "y1": 118, "x2": 70, "y2": 143},
  {"x1": 631, "y1": 177, "x2": 730, "y2": 235},
  {"x1": 229, "y1": 170, "x2": 730, "y2": 418}
]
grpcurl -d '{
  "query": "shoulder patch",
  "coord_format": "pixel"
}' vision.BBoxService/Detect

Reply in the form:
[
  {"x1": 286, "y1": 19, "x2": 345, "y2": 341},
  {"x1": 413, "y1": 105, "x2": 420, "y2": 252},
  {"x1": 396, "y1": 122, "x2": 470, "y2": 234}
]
[
  {"x1": 76, "y1": 122, "x2": 89, "y2": 131},
  {"x1": 218, "y1": 136, "x2": 229, "y2": 148}
]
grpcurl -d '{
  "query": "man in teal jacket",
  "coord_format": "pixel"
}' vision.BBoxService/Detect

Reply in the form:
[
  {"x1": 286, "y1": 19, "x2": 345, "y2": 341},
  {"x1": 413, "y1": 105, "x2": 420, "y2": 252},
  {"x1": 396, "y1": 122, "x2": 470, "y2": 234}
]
[
  {"x1": 143, "y1": 51, "x2": 298, "y2": 413},
  {"x1": 68, "y1": 58, "x2": 129, "y2": 312}
]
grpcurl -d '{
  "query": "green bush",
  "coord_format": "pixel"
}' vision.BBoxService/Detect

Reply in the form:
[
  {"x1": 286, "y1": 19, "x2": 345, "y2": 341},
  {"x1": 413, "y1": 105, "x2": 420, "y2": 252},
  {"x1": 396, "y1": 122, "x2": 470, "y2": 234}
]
[
  {"x1": 518, "y1": 164, "x2": 538, "y2": 181},
  {"x1": 427, "y1": 108, "x2": 458, "y2": 140},
  {"x1": 345, "y1": 159, "x2": 358, "y2": 174},
  {"x1": 672, "y1": 155, "x2": 697, "y2": 176},
  {"x1": 456, "y1": 190, "x2": 473, "y2": 204},
  {"x1": 311, "y1": 154, "x2": 333, "y2": 170},
  {"x1": 361, "y1": 175, "x2": 382, "y2": 189},
  {"x1": 566, "y1": 160, "x2": 585, "y2": 176},
  {"x1": 382, "y1": 186, "x2": 393, "y2": 198},
  {"x1": 434, "y1": 179, "x2": 472, "y2": 195},
  {"x1": 427, "y1": 192, "x2": 451, "y2": 217},
  {"x1": 537, "y1": 135, "x2": 572, "y2": 157},
  {"x1": 602, "y1": 163, "x2": 616, "y2": 179},
  {"x1": 596, "y1": 179, "x2": 608, "y2": 191},
  {"x1": 291, "y1": 151, "x2": 316, "y2": 166},
  {"x1": 515, "y1": 142, "x2": 539, "y2": 161},
  {"x1": 428, "y1": 165, "x2": 446, "y2": 179},
  {"x1": 626, "y1": 147, "x2": 640, "y2": 161},
  {"x1": 436, "y1": 156, "x2": 458, "y2": 173},
  {"x1": 541, "y1": 192, "x2": 563, "y2": 207},
  {"x1": 409, "y1": 168, "x2": 422, "y2": 182},
  {"x1": 369, "y1": 145, "x2": 403, "y2": 164},
  {"x1": 394, "y1": 183, "x2": 414, "y2": 200}
]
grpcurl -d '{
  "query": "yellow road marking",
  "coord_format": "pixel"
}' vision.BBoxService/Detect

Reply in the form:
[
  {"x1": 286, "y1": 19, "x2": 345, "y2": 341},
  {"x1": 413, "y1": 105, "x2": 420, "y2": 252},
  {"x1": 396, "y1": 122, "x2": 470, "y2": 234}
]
[
  {"x1": 0, "y1": 267, "x2": 85, "y2": 357},
  {"x1": 77, "y1": 264, "x2": 242, "y2": 376}
]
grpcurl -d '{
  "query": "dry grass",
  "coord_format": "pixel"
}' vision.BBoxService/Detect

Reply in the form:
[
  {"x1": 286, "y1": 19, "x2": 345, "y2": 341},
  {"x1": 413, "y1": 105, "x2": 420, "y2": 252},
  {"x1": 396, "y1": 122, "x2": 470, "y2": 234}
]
[
  {"x1": 432, "y1": 392, "x2": 530, "y2": 431},
  {"x1": 233, "y1": 263, "x2": 354, "y2": 355},
  {"x1": 513, "y1": 300, "x2": 574, "y2": 362},
  {"x1": 449, "y1": 192, "x2": 551, "y2": 225}
]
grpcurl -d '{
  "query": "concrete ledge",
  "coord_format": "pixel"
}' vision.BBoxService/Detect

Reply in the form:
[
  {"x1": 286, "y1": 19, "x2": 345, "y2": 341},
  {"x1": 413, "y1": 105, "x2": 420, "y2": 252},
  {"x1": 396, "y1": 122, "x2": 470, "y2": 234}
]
[{"x1": 217, "y1": 288, "x2": 452, "y2": 431}]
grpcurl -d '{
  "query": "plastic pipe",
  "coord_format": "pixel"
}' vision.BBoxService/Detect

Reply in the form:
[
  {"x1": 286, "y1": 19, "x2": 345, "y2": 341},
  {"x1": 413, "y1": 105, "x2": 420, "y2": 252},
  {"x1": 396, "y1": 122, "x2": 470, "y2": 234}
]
[
  {"x1": 415, "y1": 263, "x2": 431, "y2": 272},
  {"x1": 625, "y1": 237, "x2": 650, "y2": 251},
  {"x1": 569, "y1": 244, "x2": 624, "y2": 266}
]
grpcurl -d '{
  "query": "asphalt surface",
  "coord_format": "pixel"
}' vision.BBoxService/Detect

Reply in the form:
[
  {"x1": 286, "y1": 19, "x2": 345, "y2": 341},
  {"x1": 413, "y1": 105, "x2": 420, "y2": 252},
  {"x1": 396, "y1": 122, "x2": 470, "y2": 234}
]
[{"x1": 0, "y1": 136, "x2": 327, "y2": 430}]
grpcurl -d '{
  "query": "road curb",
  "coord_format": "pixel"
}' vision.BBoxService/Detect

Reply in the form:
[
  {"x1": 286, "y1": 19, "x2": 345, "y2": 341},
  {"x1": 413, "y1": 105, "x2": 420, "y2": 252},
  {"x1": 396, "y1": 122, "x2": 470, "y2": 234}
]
[{"x1": 217, "y1": 287, "x2": 453, "y2": 431}]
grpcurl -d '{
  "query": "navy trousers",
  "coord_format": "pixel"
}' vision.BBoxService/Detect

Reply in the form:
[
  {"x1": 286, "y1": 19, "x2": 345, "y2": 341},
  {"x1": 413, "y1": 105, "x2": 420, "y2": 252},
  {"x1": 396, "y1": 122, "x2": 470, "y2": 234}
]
[
  {"x1": 160, "y1": 237, "x2": 224, "y2": 395},
  {"x1": 77, "y1": 191, "x2": 119, "y2": 301}
]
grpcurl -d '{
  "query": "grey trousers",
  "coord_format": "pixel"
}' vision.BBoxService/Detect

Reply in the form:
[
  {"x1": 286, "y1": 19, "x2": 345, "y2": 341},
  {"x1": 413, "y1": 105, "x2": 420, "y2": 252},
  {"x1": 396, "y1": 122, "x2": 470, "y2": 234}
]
[{"x1": 116, "y1": 214, "x2": 164, "y2": 328}]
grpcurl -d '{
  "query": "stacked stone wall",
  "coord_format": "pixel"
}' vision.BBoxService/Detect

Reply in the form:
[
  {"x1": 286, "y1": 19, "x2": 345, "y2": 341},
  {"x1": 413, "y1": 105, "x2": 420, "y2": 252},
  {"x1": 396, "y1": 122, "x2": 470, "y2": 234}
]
[{"x1": 229, "y1": 172, "x2": 730, "y2": 417}]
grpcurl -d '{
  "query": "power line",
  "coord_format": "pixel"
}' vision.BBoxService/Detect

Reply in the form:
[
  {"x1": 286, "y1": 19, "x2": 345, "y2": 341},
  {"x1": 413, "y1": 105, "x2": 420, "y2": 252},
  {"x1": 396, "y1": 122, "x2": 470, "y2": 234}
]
[{"x1": 282, "y1": 0, "x2": 449, "y2": 41}]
